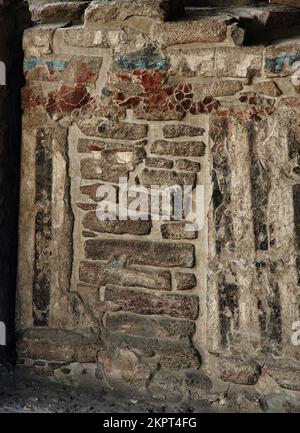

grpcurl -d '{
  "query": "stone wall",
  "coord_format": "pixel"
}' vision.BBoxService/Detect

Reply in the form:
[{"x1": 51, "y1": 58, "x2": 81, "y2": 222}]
[
  {"x1": 17, "y1": 0, "x2": 300, "y2": 407},
  {"x1": 0, "y1": 0, "x2": 29, "y2": 363}
]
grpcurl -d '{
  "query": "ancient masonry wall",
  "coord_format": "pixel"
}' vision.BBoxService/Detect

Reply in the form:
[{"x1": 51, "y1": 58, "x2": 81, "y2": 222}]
[
  {"x1": 17, "y1": 0, "x2": 300, "y2": 404},
  {"x1": 0, "y1": 0, "x2": 29, "y2": 362}
]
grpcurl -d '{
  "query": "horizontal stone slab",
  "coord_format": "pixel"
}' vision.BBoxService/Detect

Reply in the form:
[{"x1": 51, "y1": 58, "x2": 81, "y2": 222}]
[
  {"x1": 82, "y1": 211, "x2": 152, "y2": 235},
  {"x1": 79, "y1": 258, "x2": 172, "y2": 290},
  {"x1": 140, "y1": 168, "x2": 197, "y2": 188},
  {"x1": 163, "y1": 124, "x2": 205, "y2": 139},
  {"x1": 151, "y1": 16, "x2": 242, "y2": 46},
  {"x1": 85, "y1": 239, "x2": 195, "y2": 267},
  {"x1": 105, "y1": 285, "x2": 199, "y2": 319},
  {"x1": 218, "y1": 356, "x2": 261, "y2": 385},
  {"x1": 17, "y1": 329, "x2": 98, "y2": 363},
  {"x1": 151, "y1": 140, "x2": 205, "y2": 157},
  {"x1": 105, "y1": 311, "x2": 196, "y2": 340},
  {"x1": 84, "y1": 0, "x2": 184, "y2": 27},
  {"x1": 175, "y1": 159, "x2": 201, "y2": 173},
  {"x1": 161, "y1": 222, "x2": 198, "y2": 240}
]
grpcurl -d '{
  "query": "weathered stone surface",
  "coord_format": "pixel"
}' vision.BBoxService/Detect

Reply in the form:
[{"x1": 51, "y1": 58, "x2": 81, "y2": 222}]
[
  {"x1": 82, "y1": 211, "x2": 151, "y2": 235},
  {"x1": 84, "y1": 0, "x2": 184, "y2": 27},
  {"x1": 193, "y1": 80, "x2": 243, "y2": 98},
  {"x1": 218, "y1": 357, "x2": 261, "y2": 385},
  {"x1": 77, "y1": 139, "x2": 106, "y2": 153},
  {"x1": 79, "y1": 260, "x2": 106, "y2": 285},
  {"x1": 80, "y1": 146, "x2": 146, "y2": 182},
  {"x1": 80, "y1": 183, "x2": 118, "y2": 202},
  {"x1": 264, "y1": 43, "x2": 300, "y2": 77},
  {"x1": 98, "y1": 348, "x2": 152, "y2": 391},
  {"x1": 151, "y1": 140, "x2": 205, "y2": 157},
  {"x1": 85, "y1": 239, "x2": 195, "y2": 268},
  {"x1": 161, "y1": 222, "x2": 197, "y2": 240},
  {"x1": 168, "y1": 47, "x2": 215, "y2": 78},
  {"x1": 140, "y1": 168, "x2": 196, "y2": 188},
  {"x1": 105, "y1": 286, "x2": 199, "y2": 319},
  {"x1": 148, "y1": 370, "x2": 183, "y2": 402},
  {"x1": 265, "y1": 361, "x2": 300, "y2": 391},
  {"x1": 175, "y1": 272, "x2": 197, "y2": 291},
  {"x1": 97, "y1": 122, "x2": 148, "y2": 140},
  {"x1": 253, "y1": 80, "x2": 282, "y2": 97},
  {"x1": 216, "y1": 46, "x2": 263, "y2": 78},
  {"x1": 103, "y1": 256, "x2": 172, "y2": 291},
  {"x1": 163, "y1": 124, "x2": 205, "y2": 139},
  {"x1": 151, "y1": 16, "x2": 239, "y2": 46},
  {"x1": 156, "y1": 349, "x2": 200, "y2": 370},
  {"x1": 105, "y1": 312, "x2": 196, "y2": 340},
  {"x1": 81, "y1": 158, "x2": 128, "y2": 182},
  {"x1": 184, "y1": 371, "x2": 212, "y2": 400},
  {"x1": 18, "y1": 329, "x2": 98, "y2": 363},
  {"x1": 146, "y1": 157, "x2": 173, "y2": 169},
  {"x1": 175, "y1": 159, "x2": 201, "y2": 173},
  {"x1": 30, "y1": 2, "x2": 89, "y2": 24}
]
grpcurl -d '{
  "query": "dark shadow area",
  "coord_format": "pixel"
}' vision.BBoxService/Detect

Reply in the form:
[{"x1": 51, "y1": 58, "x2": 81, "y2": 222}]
[{"x1": 0, "y1": 1, "x2": 30, "y2": 365}]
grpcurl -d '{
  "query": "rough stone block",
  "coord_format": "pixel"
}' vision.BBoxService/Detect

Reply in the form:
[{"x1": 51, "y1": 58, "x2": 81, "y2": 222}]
[
  {"x1": 216, "y1": 46, "x2": 263, "y2": 78},
  {"x1": 161, "y1": 222, "x2": 198, "y2": 240},
  {"x1": 79, "y1": 260, "x2": 106, "y2": 285},
  {"x1": 218, "y1": 357, "x2": 261, "y2": 385},
  {"x1": 264, "y1": 44, "x2": 300, "y2": 77},
  {"x1": 175, "y1": 272, "x2": 197, "y2": 291},
  {"x1": 156, "y1": 349, "x2": 200, "y2": 370},
  {"x1": 103, "y1": 256, "x2": 172, "y2": 291},
  {"x1": 140, "y1": 168, "x2": 196, "y2": 188},
  {"x1": 145, "y1": 157, "x2": 173, "y2": 169},
  {"x1": 85, "y1": 239, "x2": 195, "y2": 268},
  {"x1": 97, "y1": 121, "x2": 148, "y2": 140},
  {"x1": 151, "y1": 16, "x2": 240, "y2": 46},
  {"x1": 30, "y1": 2, "x2": 89, "y2": 24},
  {"x1": 193, "y1": 80, "x2": 243, "y2": 98},
  {"x1": 163, "y1": 124, "x2": 205, "y2": 138},
  {"x1": 105, "y1": 286, "x2": 199, "y2": 319},
  {"x1": 84, "y1": 0, "x2": 184, "y2": 27},
  {"x1": 253, "y1": 80, "x2": 282, "y2": 97},
  {"x1": 151, "y1": 139, "x2": 205, "y2": 157},
  {"x1": 82, "y1": 211, "x2": 152, "y2": 235},
  {"x1": 105, "y1": 312, "x2": 196, "y2": 340},
  {"x1": 81, "y1": 158, "x2": 129, "y2": 182},
  {"x1": 80, "y1": 183, "x2": 119, "y2": 202},
  {"x1": 175, "y1": 159, "x2": 201, "y2": 173}
]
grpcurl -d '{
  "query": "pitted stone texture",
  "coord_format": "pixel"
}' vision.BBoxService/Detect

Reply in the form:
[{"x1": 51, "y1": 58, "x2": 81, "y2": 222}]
[
  {"x1": 218, "y1": 357, "x2": 261, "y2": 385},
  {"x1": 82, "y1": 211, "x2": 151, "y2": 235},
  {"x1": 140, "y1": 168, "x2": 197, "y2": 188},
  {"x1": 175, "y1": 272, "x2": 197, "y2": 291},
  {"x1": 105, "y1": 312, "x2": 196, "y2": 340},
  {"x1": 104, "y1": 286, "x2": 199, "y2": 319},
  {"x1": 17, "y1": 329, "x2": 99, "y2": 363},
  {"x1": 175, "y1": 159, "x2": 201, "y2": 173},
  {"x1": 163, "y1": 124, "x2": 205, "y2": 139},
  {"x1": 151, "y1": 17, "x2": 243, "y2": 46},
  {"x1": 85, "y1": 239, "x2": 195, "y2": 268},
  {"x1": 84, "y1": 0, "x2": 184, "y2": 27},
  {"x1": 151, "y1": 140, "x2": 206, "y2": 157},
  {"x1": 264, "y1": 43, "x2": 300, "y2": 78},
  {"x1": 161, "y1": 222, "x2": 198, "y2": 240},
  {"x1": 30, "y1": 2, "x2": 89, "y2": 24},
  {"x1": 102, "y1": 256, "x2": 172, "y2": 291}
]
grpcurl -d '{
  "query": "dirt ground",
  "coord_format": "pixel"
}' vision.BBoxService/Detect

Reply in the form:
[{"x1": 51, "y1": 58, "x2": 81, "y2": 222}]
[
  {"x1": 1, "y1": 364, "x2": 300, "y2": 413},
  {"x1": 0, "y1": 365, "x2": 214, "y2": 413}
]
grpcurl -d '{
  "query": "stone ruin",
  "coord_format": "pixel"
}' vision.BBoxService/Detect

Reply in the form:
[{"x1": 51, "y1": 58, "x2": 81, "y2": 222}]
[{"x1": 0, "y1": 0, "x2": 300, "y2": 410}]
